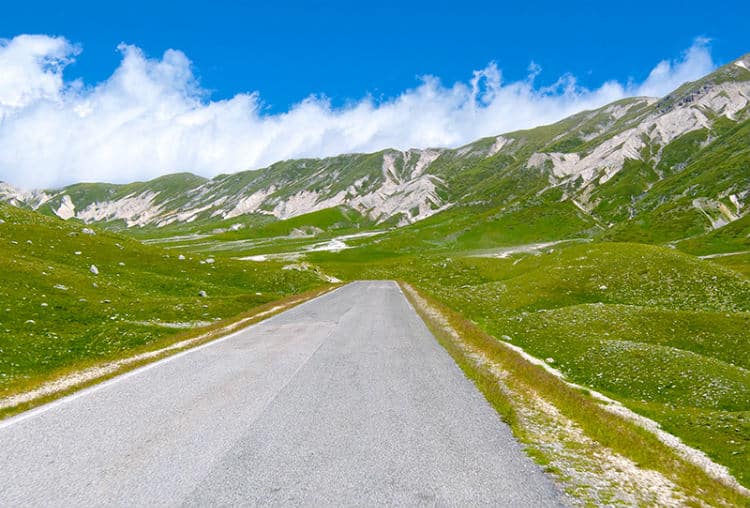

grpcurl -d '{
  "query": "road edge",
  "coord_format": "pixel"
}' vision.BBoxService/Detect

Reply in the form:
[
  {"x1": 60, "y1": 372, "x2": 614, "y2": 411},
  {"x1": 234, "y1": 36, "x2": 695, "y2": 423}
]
[
  {"x1": 0, "y1": 284, "x2": 344, "y2": 422},
  {"x1": 398, "y1": 281, "x2": 749, "y2": 507}
]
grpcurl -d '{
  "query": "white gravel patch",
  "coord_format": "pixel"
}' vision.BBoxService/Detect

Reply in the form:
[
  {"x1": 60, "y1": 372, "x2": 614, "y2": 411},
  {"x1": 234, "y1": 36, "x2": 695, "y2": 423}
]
[{"x1": 499, "y1": 339, "x2": 750, "y2": 496}]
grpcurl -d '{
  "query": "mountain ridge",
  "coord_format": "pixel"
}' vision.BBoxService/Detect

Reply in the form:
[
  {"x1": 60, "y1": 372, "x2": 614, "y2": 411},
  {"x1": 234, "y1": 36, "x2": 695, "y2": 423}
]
[{"x1": 2, "y1": 53, "x2": 749, "y2": 243}]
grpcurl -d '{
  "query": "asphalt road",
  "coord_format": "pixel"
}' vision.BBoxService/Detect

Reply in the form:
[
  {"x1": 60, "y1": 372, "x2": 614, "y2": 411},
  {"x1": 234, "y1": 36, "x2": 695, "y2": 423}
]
[{"x1": 0, "y1": 281, "x2": 564, "y2": 506}]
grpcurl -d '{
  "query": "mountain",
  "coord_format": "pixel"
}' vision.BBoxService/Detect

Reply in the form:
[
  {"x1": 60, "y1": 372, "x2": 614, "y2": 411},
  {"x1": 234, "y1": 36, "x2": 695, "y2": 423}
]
[{"x1": 2, "y1": 53, "x2": 749, "y2": 247}]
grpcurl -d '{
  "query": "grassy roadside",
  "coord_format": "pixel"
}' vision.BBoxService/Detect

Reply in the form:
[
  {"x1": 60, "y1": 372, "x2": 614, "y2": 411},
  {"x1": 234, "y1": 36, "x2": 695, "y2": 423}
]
[
  {"x1": 0, "y1": 203, "x2": 331, "y2": 402},
  {"x1": 318, "y1": 242, "x2": 750, "y2": 489},
  {"x1": 400, "y1": 281, "x2": 749, "y2": 507},
  {"x1": 0, "y1": 284, "x2": 337, "y2": 420}
]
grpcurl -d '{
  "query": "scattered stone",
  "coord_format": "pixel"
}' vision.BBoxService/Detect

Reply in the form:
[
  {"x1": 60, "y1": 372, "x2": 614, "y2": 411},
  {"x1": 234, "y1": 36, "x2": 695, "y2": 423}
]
[
  {"x1": 0, "y1": 219, "x2": 4, "y2": 224},
  {"x1": 41, "y1": 303, "x2": 48, "y2": 307},
  {"x1": 75, "y1": 251, "x2": 82, "y2": 255},
  {"x1": 198, "y1": 290, "x2": 208, "y2": 298},
  {"x1": 26, "y1": 240, "x2": 32, "y2": 244},
  {"x1": 25, "y1": 319, "x2": 35, "y2": 325},
  {"x1": 599, "y1": 284, "x2": 608, "y2": 290},
  {"x1": 501, "y1": 334, "x2": 513, "y2": 341},
  {"x1": 82, "y1": 228, "x2": 96, "y2": 235},
  {"x1": 101, "y1": 299, "x2": 111, "y2": 304},
  {"x1": 92, "y1": 282, "x2": 98, "y2": 288},
  {"x1": 118, "y1": 262, "x2": 125, "y2": 266},
  {"x1": 90, "y1": 265, "x2": 99, "y2": 275},
  {"x1": 546, "y1": 357, "x2": 555, "y2": 364},
  {"x1": 205, "y1": 258, "x2": 215, "y2": 264},
  {"x1": 54, "y1": 284, "x2": 69, "y2": 291},
  {"x1": 178, "y1": 254, "x2": 186, "y2": 260}
]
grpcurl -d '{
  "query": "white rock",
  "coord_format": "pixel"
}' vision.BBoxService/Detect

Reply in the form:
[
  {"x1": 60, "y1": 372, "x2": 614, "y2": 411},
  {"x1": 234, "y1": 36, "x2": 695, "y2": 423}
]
[
  {"x1": 178, "y1": 254, "x2": 186, "y2": 260},
  {"x1": 90, "y1": 265, "x2": 99, "y2": 275},
  {"x1": 54, "y1": 284, "x2": 69, "y2": 291},
  {"x1": 546, "y1": 357, "x2": 555, "y2": 364},
  {"x1": 599, "y1": 284, "x2": 608, "y2": 290},
  {"x1": 118, "y1": 262, "x2": 125, "y2": 266},
  {"x1": 198, "y1": 290, "x2": 208, "y2": 298},
  {"x1": 76, "y1": 191, "x2": 163, "y2": 227},
  {"x1": 205, "y1": 258, "x2": 215, "y2": 264},
  {"x1": 74, "y1": 251, "x2": 82, "y2": 255},
  {"x1": 25, "y1": 319, "x2": 35, "y2": 324},
  {"x1": 41, "y1": 303, "x2": 48, "y2": 307},
  {"x1": 55, "y1": 195, "x2": 75, "y2": 220},
  {"x1": 82, "y1": 228, "x2": 96, "y2": 235}
]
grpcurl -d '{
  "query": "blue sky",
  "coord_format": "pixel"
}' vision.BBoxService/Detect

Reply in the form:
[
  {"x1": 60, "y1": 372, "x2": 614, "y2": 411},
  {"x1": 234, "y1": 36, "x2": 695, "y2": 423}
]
[
  {"x1": 3, "y1": 0, "x2": 748, "y2": 111},
  {"x1": 0, "y1": 0, "x2": 748, "y2": 187}
]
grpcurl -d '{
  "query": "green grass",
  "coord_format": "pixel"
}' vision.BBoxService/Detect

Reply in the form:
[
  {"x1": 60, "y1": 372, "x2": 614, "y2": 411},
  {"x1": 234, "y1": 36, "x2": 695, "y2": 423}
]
[
  {"x1": 676, "y1": 214, "x2": 750, "y2": 256},
  {"x1": 0, "y1": 203, "x2": 325, "y2": 397},
  {"x1": 318, "y1": 241, "x2": 750, "y2": 488},
  {"x1": 403, "y1": 283, "x2": 747, "y2": 506},
  {"x1": 709, "y1": 252, "x2": 750, "y2": 277}
]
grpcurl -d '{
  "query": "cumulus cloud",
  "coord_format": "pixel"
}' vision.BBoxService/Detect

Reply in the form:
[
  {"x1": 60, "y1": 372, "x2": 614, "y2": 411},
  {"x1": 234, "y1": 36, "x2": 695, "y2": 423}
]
[
  {"x1": 0, "y1": 35, "x2": 715, "y2": 189},
  {"x1": 636, "y1": 38, "x2": 714, "y2": 97}
]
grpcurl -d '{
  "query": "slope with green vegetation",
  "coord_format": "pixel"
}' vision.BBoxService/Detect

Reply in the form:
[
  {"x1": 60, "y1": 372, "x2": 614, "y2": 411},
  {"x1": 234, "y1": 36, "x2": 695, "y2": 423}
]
[
  {"x1": 310, "y1": 241, "x2": 750, "y2": 490},
  {"x1": 0, "y1": 203, "x2": 326, "y2": 402}
]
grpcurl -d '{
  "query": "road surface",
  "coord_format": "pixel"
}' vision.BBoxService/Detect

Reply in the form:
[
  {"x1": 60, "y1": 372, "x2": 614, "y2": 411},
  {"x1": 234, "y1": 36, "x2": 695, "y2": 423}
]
[{"x1": 0, "y1": 281, "x2": 564, "y2": 506}]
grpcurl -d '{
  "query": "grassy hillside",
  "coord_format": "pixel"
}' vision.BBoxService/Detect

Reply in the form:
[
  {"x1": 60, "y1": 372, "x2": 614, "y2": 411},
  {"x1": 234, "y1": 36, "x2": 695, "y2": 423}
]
[
  {"x1": 676, "y1": 214, "x2": 750, "y2": 256},
  {"x1": 0, "y1": 204, "x2": 324, "y2": 398},
  {"x1": 314, "y1": 242, "x2": 750, "y2": 487}
]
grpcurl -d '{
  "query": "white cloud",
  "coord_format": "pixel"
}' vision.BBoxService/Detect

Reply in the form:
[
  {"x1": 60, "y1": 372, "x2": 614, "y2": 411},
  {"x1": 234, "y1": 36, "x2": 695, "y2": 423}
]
[
  {"x1": 636, "y1": 38, "x2": 714, "y2": 97},
  {"x1": 0, "y1": 35, "x2": 79, "y2": 110},
  {"x1": 0, "y1": 36, "x2": 715, "y2": 189}
]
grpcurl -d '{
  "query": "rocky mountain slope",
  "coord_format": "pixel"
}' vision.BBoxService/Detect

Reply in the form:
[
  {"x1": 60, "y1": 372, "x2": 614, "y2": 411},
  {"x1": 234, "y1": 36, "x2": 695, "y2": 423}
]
[{"x1": 2, "y1": 54, "x2": 749, "y2": 244}]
